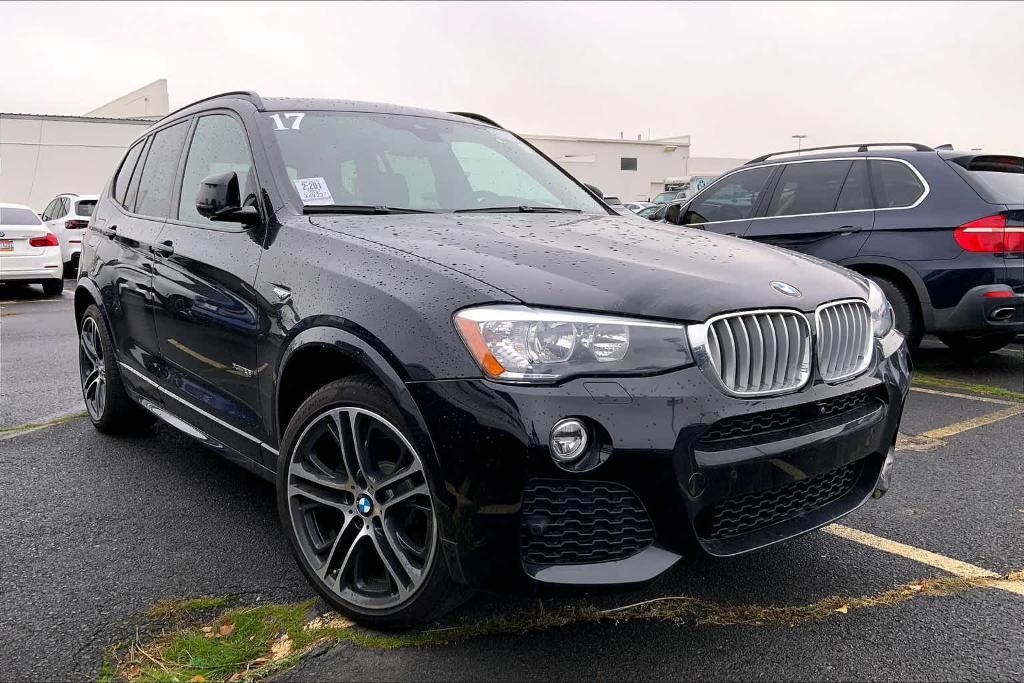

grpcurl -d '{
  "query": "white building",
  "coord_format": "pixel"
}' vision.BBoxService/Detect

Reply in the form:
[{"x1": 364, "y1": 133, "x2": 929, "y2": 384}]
[
  {"x1": 0, "y1": 81, "x2": 167, "y2": 211},
  {"x1": 524, "y1": 133, "x2": 745, "y2": 202}
]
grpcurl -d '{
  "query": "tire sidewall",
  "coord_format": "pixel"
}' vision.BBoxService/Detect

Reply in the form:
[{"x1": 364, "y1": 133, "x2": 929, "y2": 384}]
[
  {"x1": 275, "y1": 377, "x2": 452, "y2": 627},
  {"x1": 868, "y1": 276, "x2": 921, "y2": 349}
]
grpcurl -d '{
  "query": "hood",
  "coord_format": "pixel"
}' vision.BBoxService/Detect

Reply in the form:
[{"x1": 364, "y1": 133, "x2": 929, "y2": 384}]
[{"x1": 309, "y1": 213, "x2": 867, "y2": 323}]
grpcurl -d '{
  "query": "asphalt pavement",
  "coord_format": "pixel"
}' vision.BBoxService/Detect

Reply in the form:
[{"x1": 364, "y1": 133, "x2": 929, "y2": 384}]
[{"x1": 0, "y1": 280, "x2": 1022, "y2": 681}]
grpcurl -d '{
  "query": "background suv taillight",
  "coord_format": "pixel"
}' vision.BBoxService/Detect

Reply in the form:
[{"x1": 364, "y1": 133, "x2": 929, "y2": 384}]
[
  {"x1": 65, "y1": 219, "x2": 89, "y2": 229},
  {"x1": 29, "y1": 233, "x2": 60, "y2": 247},
  {"x1": 954, "y1": 212, "x2": 1024, "y2": 253}
]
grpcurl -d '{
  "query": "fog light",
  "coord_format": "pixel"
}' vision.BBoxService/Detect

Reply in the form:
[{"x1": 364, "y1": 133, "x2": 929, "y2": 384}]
[{"x1": 549, "y1": 418, "x2": 589, "y2": 463}]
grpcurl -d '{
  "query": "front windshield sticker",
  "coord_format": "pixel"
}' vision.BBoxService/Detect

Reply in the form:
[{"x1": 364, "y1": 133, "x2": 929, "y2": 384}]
[
  {"x1": 269, "y1": 112, "x2": 305, "y2": 131},
  {"x1": 294, "y1": 177, "x2": 334, "y2": 205}
]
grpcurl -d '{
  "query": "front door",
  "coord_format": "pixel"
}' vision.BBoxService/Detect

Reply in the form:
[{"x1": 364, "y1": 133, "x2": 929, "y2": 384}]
[
  {"x1": 150, "y1": 112, "x2": 267, "y2": 460},
  {"x1": 680, "y1": 165, "x2": 777, "y2": 237}
]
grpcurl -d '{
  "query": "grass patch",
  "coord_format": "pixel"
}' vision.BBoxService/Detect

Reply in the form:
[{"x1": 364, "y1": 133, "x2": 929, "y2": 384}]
[
  {"x1": 913, "y1": 372, "x2": 1024, "y2": 403},
  {"x1": 148, "y1": 596, "x2": 238, "y2": 622},
  {"x1": 109, "y1": 569, "x2": 1024, "y2": 681},
  {"x1": 0, "y1": 410, "x2": 87, "y2": 435}
]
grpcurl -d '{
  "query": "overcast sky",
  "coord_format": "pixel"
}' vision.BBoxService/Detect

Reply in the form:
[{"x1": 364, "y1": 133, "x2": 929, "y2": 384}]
[{"x1": 2, "y1": 1, "x2": 1021, "y2": 157}]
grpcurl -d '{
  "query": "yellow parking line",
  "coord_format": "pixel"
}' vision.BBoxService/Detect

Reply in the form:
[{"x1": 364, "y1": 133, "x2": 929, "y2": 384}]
[
  {"x1": 920, "y1": 404, "x2": 1024, "y2": 440},
  {"x1": 910, "y1": 386, "x2": 1017, "y2": 406},
  {"x1": 824, "y1": 524, "x2": 1024, "y2": 597}
]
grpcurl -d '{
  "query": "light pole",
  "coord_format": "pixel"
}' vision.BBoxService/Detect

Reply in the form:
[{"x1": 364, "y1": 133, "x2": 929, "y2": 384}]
[{"x1": 792, "y1": 134, "x2": 808, "y2": 154}]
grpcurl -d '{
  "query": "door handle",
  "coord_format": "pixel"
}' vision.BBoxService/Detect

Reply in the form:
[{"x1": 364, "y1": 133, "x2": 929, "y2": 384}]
[
  {"x1": 151, "y1": 240, "x2": 174, "y2": 257},
  {"x1": 838, "y1": 226, "x2": 863, "y2": 236},
  {"x1": 99, "y1": 224, "x2": 117, "y2": 238}
]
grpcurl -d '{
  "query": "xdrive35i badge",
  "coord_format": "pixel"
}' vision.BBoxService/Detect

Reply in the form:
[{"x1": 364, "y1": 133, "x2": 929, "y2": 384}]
[{"x1": 770, "y1": 281, "x2": 802, "y2": 298}]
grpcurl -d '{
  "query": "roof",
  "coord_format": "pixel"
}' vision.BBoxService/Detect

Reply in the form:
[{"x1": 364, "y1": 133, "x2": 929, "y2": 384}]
[{"x1": 0, "y1": 112, "x2": 157, "y2": 125}]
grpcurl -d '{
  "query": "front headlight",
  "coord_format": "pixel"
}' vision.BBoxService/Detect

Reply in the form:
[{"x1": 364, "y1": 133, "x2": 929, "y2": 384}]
[
  {"x1": 866, "y1": 280, "x2": 896, "y2": 337},
  {"x1": 454, "y1": 305, "x2": 692, "y2": 383}
]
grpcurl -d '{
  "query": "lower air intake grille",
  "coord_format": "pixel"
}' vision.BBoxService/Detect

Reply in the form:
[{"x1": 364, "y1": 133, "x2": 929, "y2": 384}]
[
  {"x1": 520, "y1": 479, "x2": 654, "y2": 565},
  {"x1": 698, "y1": 461, "x2": 861, "y2": 541}
]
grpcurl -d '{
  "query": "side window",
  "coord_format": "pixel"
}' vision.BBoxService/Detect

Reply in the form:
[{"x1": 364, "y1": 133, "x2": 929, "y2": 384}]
[
  {"x1": 57, "y1": 197, "x2": 70, "y2": 218},
  {"x1": 135, "y1": 121, "x2": 189, "y2": 219},
  {"x1": 766, "y1": 160, "x2": 852, "y2": 217},
  {"x1": 114, "y1": 141, "x2": 145, "y2": 208},
  {"x1": 871, "y1": 160, "x2": 925, "y2": 208},
  {"x1": 836, "y1": 160, "x2": 872, "y2": 211},
  {"x1": 177, "y1": 115, "x2": 254, "y2": 226},
  {"x1": 41, "y1": 199, "x2": 57, "y2": 222},
  {"x1": 683, "y1": 166, "x2": 774, "y2": 224}
]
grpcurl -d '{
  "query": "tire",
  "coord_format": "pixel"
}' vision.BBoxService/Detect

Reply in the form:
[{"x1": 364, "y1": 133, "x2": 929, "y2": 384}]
[
  {"x1": 277, "y1": 376, "x2": 466, "y2": 629},
  {"x1": 867, "y1": 275, "x2": 922, "y2": 350},
  {"x1": 42, "y1": 279, "x2": 64, "y2": 296},
  {"x1": 938, "y1": 332, "x2": 1016, "y2": 357},
  {"x1": 78, "y1": 305, "x2": 154, "y2": 434}
]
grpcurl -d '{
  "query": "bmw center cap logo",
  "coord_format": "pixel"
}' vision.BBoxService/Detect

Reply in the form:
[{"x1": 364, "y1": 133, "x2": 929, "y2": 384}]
[
  {"x1": 770, "y1": 281, "x2": 802, "y2": 298},
  {"x1": 356, "y1": 494, "x2": 374, "y2": 515}
]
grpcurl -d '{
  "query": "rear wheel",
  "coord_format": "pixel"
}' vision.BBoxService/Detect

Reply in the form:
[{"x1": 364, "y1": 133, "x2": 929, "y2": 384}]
[
  {"x1": 78, "y1": 305, "x2": 154, "y2": 433},
  {"x1": 867, "y1": 275, "x2": 922, "y2": 350},
  {"x1": 938, "y1": 332, "x2": 1016, "y2": 357},
  {"x1": 277, "y1": 377, "x2": 465, "y2": 629},
  {"x1": 42, "y1": 279, "x2": 63, "y2": 296}
]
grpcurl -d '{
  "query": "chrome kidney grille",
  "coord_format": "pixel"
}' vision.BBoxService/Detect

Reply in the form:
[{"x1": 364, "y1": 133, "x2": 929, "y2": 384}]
[
  {"x1": 815, "y1": 300, "x2": 873, "y2": 383},
  {"x1": 692, "y1": 310, "x2": 812, "y2": 396}
]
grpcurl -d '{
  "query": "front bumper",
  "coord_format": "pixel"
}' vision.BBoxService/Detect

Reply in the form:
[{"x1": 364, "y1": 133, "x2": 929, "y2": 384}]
[{"x1": 410, "y1": 331, "x2": 910, "y2": 589}]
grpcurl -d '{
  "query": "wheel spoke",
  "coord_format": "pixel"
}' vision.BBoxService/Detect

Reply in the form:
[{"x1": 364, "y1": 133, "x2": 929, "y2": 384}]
[
  {"x1": 289, "y1": 481, "x2": 350, "y2": 511},
  {"x1": 368, "y1": 526, "x2": 411, "y2": 596},
  {"x1": 289, "y1": 461, "x2": 353, "y2": 494},
  {"x1": 380, "y1": 481, "x2": 430, "y2": 511},
  {"x1": 81, "y1": 325, "x2": 99, "y2": 364},
  {"x1": 317, "y1": 512, "x2": 356, "y2": 580},
  {"x1": 83, "y1": 369, "x2": 100, "y2": 399},
  {"x1": 331, "y1": 532, "x2": 365, "y2": 592},
  {"x1": 379, "y1": 516, "x2": 425, "y2": 579}
]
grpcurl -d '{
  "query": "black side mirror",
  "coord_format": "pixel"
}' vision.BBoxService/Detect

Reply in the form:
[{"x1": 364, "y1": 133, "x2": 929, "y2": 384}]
[
  {"x1": 665, "y1": 203, "x2": 684, "y2": 225},
  {"x1": 196, "y1": 171, "x2": 260, "y2": 224}
]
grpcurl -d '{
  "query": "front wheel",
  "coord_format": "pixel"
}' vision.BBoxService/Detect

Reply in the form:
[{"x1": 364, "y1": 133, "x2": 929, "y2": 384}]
[
  {"x1": 938, "y1": 332, "x2": 1016, "y2": 357},
  {"x1": 277, "y1": 377, "x2": 466, "y2": 629}
]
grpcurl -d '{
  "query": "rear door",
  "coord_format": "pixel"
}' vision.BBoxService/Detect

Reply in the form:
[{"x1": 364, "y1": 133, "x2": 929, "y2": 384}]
[
  {"x1": 149, "y1": 111, "x2": 267, "y2": 459},
  {"x1": 680, "y1": 165, "x2": 776, "y2": 236},
  {"x1": 742, "y1": 159, "x2": 874, "y2": 260}
]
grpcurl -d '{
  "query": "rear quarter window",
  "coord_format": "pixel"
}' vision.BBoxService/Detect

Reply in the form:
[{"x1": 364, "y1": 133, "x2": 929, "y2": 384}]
[
  {"x1": 946, "y1": 155, "x2": 1024, "y2": 204},
  {"x1": 870, "y1": 160, "x2": 925, "y2": 208}
]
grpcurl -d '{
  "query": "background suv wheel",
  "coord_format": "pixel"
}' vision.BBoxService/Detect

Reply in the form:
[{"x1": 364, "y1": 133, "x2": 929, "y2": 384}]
[
  {"x1": 868, "y1": 275, "x2": 922, "y2": 350},
  {"x1": 277, "y1": 376, "x2": 466, "y2": 629}
]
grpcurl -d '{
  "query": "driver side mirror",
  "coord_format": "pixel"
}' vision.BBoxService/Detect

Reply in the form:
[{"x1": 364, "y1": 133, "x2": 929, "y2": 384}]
[
  {"x1": 196, "y1": 171, "x2": 260, "y2": 224},
  {"x1": 665, "y1": 202, "x2": 685, "y2": 225}
]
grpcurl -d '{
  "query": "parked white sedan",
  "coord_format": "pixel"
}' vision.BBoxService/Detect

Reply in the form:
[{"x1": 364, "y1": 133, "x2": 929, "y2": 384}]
[
  {"x1": 0, "y1": 203, "x2": 64, "y2": 296},
  {"x1": 41, "y1": 193, "x2": 97, "y2": 275}
]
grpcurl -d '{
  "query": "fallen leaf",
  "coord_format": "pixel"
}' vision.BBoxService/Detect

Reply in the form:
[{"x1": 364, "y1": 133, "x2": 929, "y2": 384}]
[
  {"x1": 835, "y1": 605, "x2": 849, "y2": 614},
  {"x1": 124, "y1": 664, "x2": 142, "y2": 680},
  {"x1": 907, "y1": 583, "x2": 923, "y2": 591},
  {"x1": 201, "y1": 626, "x2": 214, "y2": 637},
  {"x1": 250, "y1": 657, "x2": 269, "y2": 665},
  {"x1": 227, "y1": 673, "x2": 243, "y2": 682},
  {"x1": 189, "y1": 676, "x2": 207, "y2": 683},
  {"x1": 217, "y1": 621, "x2": 235, "y2": 637},
  {"x1": 270, "y1": 634, "x2": 293, "y2": 661}
]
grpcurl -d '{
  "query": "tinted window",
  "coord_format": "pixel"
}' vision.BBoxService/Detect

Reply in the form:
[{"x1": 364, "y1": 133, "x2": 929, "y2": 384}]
[
  {"x1": 115, "y1": 142, "x2": 145, "y2": 208},
  {"x1": 836, "y1": 160, "x2": 872, "y2": 211},
  {"x1": 178, "y1": 115, "x2": 254, "y2": 226},
  {"x1": 0, "y1": 207, "x2": 43, "y2": 225},
  {"x1": 871, "y1": 160, "x2": 925, "y2": 208},
  {"x1": 684, "y1": 166, "x2": 774, "y2": 224},
  {"x1": 75, "y1": 200, "x2": 96, "y2": 217},
  {"x1": 621, "y1": 157, "x2": 638, "y2": 171},
  {"x1": 948, "y1": 155, "x2": 1024, "y2": 204},
  {"x1": 767, "y1": 160, "x2": 851, "y2": 216},
  {"x1": 135, "y1": 122, "x2": 189, "y2": 218},
  {"x1": 41, "y1": 199, "x2": 57, "y2": 221}
]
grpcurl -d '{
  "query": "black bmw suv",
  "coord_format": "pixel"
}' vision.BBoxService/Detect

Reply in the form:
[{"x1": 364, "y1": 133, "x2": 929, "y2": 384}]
[
  {"x1": 75, "y1": 92, "x2": 909, "y2": 627},
  {"x1": 662, "y1": 144, "x2": 1024, "y2": 354}
]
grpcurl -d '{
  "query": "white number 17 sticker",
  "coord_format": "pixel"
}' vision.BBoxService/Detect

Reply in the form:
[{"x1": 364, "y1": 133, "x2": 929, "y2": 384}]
[{"x1": 269, "y1": 112, "x2": 305, "y2": 131}]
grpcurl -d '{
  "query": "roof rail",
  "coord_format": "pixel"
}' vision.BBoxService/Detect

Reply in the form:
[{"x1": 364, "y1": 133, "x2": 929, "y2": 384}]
[
  {"x1": 160, "y1": 91, "x2": 265, "y2": 122},
  {"x1": 746, "y1": 142, "x2": 934, "y2": 165},
  {"x1": 448, "y1": 111, "x2": 502, "y2": 128}
]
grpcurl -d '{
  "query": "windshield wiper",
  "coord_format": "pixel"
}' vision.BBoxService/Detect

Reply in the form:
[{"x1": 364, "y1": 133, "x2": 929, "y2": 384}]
[
  {"x1": 303, "y1": 204, "x2": 436, "y2": 215},
  {"x1": 453, "y1": 205, "x2": 583, "y2": 214}
]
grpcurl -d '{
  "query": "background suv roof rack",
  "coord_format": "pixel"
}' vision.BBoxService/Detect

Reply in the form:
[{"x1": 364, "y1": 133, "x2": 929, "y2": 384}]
[
  {"x1": 448, "y1": 111, "x2": 502, "y2": 128},
  {"x1": 161, "y1": 91, "x2": 265, "y2": 122},
  {"x1": 746, "y1": 142, "x2": 934, "y2": 164}
]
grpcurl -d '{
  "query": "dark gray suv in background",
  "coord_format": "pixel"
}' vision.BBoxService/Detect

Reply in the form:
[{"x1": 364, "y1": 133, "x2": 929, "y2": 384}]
[
  {"x1": 664, "y1": 144, "x2": 1024, "y2": 354},
  {"x1": 75, "y1": 92, "x2": 910, "y2": 627}
]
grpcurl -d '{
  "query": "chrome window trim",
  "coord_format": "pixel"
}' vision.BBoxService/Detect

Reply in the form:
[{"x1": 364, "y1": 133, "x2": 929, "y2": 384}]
[
  {"x1": 685, "y1": 157, "x2": 930, "y2": 227},
  {"x1": 813, "y1": 298, "x2": 874, "y2": 384},
  {"x1": 686, "y1": 308, "x2": 812, "y2": 398}
]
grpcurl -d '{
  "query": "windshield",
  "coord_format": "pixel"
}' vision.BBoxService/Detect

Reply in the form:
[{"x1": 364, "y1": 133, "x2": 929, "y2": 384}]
[
  {"x1": 652, "y1": 192, "x2": 677, "y2": 203},
  {"x1": 263, "y1": 111, "x2": 606, "y2": 214}
]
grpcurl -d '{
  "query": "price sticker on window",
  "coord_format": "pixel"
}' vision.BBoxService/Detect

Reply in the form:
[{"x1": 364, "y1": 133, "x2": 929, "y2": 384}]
[{"x1": 293, "y1": 177, "x2": 334, "y2": 206}]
